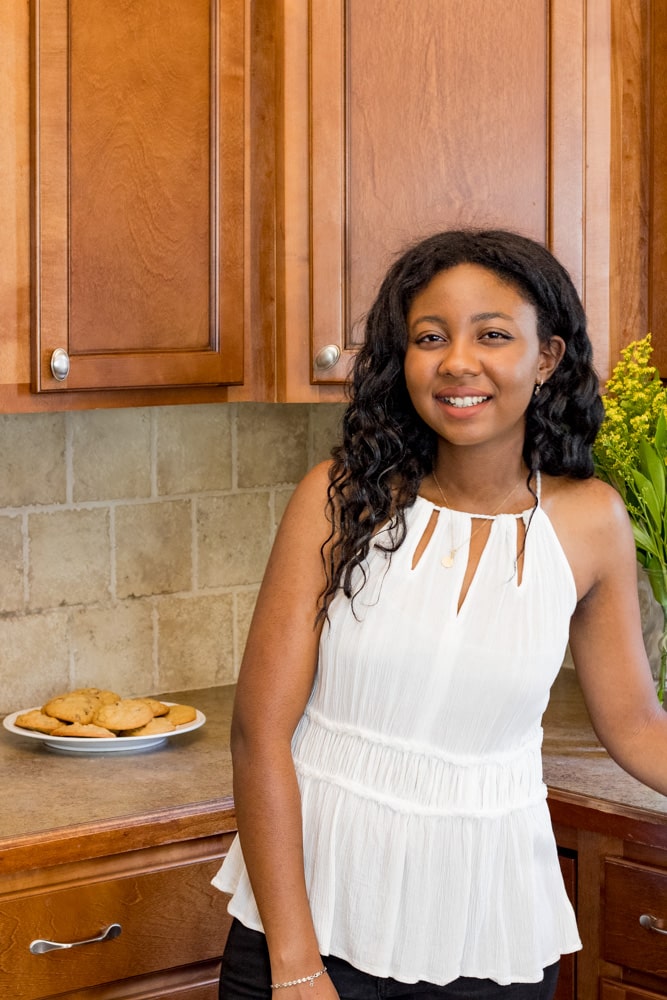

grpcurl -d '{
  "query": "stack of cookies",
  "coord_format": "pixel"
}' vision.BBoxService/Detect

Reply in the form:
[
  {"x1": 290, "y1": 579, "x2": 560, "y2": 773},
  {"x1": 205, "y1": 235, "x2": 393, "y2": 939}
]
[{"x1": 14, "y1": 687, "x2": 197, "y2": 739}]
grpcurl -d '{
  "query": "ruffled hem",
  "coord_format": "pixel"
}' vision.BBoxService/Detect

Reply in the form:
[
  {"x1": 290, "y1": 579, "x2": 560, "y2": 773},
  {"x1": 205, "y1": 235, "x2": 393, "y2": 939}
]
[{"x1": 212, "y1": 784, "x2": 582, "y2": 986}]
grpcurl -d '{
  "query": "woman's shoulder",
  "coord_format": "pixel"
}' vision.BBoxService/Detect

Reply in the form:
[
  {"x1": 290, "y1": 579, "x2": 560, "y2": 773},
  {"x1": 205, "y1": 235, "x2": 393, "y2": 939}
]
[
  {"x1": 541, "y1": 472, "x2": 628, "y2": 525},
  {"x1": 293, "y1": 459, "x2": 333, "y2": 504},
  {"x1": 540, "y1": 473, "x2": 635, "y2": 598},
  {"x1": 278, "y1": 460, "x2": 334, "y2": 535}
]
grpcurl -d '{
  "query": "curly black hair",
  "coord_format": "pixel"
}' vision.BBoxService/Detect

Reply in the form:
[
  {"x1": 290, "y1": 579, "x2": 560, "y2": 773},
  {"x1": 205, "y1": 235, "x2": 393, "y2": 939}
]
[{"x1": 319, "y1": 229, "x2": 604, "y2": 618}]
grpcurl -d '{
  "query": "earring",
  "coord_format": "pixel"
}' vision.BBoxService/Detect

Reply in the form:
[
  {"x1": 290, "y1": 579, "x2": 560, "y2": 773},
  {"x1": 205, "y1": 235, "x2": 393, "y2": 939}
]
[{"x1": 533, "y1": 379, "x2": 543, "y2": 397}]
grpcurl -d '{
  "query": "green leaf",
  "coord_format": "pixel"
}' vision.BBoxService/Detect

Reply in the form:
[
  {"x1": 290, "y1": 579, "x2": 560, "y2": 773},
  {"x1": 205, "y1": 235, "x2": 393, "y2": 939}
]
[
  {"x1": 631, "y1": 468, "x2": 662, "y2": 527},
  {"x1": 632, "y1": 522, "x2": 660, "y2": 558},
  {"x1": 655, "y1": 410, "x2": 667, "y2": 454},
  {"x1": 638, "y1": 438, "x2": 666, "y2": 510},
  {"x1": 644, "y1": 558, "x2": 667, "y2": 610}
]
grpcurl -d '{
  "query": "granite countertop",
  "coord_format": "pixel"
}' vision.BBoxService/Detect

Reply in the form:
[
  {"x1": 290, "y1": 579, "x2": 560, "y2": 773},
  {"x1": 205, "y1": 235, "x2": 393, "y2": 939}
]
[
  {"x1": 543, "y1": 667, "x2": 667, "y2": 826},
  {"x1": 2, "y1": 672, "x2": 666, "y2": 871},
  {"x1": 1, "y1": 685, "x2": 236, "y2": 870}
]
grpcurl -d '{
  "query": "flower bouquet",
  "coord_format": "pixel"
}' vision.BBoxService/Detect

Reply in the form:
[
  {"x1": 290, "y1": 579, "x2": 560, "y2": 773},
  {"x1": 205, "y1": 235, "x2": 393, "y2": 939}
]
[{"x1": 593, "y1": 333, "x2": 667, "y2": 702}]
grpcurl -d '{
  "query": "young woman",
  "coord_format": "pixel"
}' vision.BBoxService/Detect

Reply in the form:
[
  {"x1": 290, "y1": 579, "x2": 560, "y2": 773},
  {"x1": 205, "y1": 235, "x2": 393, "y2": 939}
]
[{"x1": 214, "y1": 230, "x2": 667, "y2": 1000}]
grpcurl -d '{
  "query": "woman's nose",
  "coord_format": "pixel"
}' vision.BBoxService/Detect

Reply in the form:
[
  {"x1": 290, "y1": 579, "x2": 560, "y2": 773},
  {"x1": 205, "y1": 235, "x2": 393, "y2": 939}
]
[{"x1": 437, "y1": 338, "x2": 480, "y2": 376}]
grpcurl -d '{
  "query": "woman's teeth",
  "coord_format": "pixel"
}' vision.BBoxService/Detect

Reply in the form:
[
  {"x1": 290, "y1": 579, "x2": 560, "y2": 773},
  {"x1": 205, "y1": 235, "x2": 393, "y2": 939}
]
[{"x1": 443, "y1": 395, "x2": 489, "y2": 408}]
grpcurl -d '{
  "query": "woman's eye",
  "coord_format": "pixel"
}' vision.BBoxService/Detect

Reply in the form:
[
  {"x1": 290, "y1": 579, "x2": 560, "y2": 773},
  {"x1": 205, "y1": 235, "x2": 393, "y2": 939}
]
[
  {"x1": 481, "y1": 329, "x2": 512, "y2": 341},
  {"x1": 414, "y1": 332, "x2": 444, "y2": 345}
]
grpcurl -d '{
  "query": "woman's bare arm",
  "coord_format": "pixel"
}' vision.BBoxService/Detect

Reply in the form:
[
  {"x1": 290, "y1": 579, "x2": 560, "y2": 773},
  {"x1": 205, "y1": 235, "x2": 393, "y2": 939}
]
[
  {"x1": 565, "y1": 481, "x2": 667, "y2": 796},
  {"x1": 230, "y1": 461, "x2": 339, "y2": 992}
]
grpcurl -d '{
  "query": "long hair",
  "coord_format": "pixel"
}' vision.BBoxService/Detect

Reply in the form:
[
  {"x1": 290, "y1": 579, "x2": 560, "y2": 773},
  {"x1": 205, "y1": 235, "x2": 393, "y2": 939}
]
[{"x1": 319, "y1": 229, "x2": 604, "y2": 618}]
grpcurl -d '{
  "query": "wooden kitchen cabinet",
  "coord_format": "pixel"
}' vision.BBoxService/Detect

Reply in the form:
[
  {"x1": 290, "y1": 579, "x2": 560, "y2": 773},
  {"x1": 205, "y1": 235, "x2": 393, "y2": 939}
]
[
  {"x1": 545, "y1": 670, "x2": 667, "y2": 1000},
  {"x1": 276, "y1": 0, "x2": 616, "y2": 400},
  {"x1": 275, "y1": 0, "x2": 667, "y2": 400},
  {"x1": 1, "y1": 1, "x2": 662, "y2": 410},
  {"x1": 2, "y1": 0, "x2": 659, "y2": 410},
  {"x1": 1, "y1": 836, "x2": 233, "y2": 1000},
  {"x1": 30, "y1": 0, "x2": 244, "y2": 397},
  {"x1": 550, "y1": 820, "x2": 667, "y2": 1000}
]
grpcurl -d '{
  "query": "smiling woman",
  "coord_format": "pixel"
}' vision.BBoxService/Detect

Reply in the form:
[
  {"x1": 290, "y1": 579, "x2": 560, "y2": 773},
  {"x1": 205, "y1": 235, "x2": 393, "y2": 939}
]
[{"x1": 214, "y1": 230, "x2": 667, "y2": 1000}]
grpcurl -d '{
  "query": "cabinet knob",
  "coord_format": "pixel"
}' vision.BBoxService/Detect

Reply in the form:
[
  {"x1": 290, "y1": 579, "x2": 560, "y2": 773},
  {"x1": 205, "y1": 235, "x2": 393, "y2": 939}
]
[
  {"x1": 314, "y1": 344, "x2": 341, "y2": 371},
  {"x1": 50, "y1": 348, "x2": 70, "y2": 381},
  {"x1": 29, "y1": 922, "x2": 122, "y2": 954},
  {"x1": 639, "y1": 913, "x2": 667, "y2": 935}
]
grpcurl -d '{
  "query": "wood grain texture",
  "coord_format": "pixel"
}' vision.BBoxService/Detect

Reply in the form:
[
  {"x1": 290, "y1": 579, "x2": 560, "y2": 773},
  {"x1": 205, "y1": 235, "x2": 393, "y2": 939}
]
[
  {"x1": 305, "y1": 0, "x2": 613, "y2": 385},
  {"x1": 649, "y1": 0, "x2": 667, "y2": 373},
  {"x1": 601, "y1": 978, "x2": 667, "y2": 1000},
  {"x1": 604, "y1": 857, "x2": 667, "y2": 978},
  {"x1": 345, "y1": 0, "x2": 548, "y2": 332},
  {"x1": 554, "y1": 850, "x2": 577, "y2": 1000},
  {"x1": 31, "y1": 0, "x2": 245, "y2": 392},
  {"x1": 310, "y1": 0, "x2": 551, "y2": 384},
  {"x1": 609, "y1": 0, "x2": 650, "y2": 363},
  {"x1": 46, "y1": 962, "x2": 222, "y2": 999},
  {"x1": 69, "y1": 0, "x2": 211, "y2": 354},
  {"x1": 0, "y1": 856, "x2": 230, "y2": 999}
]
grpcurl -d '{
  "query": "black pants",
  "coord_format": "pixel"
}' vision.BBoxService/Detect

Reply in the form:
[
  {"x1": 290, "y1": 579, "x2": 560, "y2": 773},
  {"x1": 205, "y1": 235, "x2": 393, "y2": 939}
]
[{"x1": 219, "y1": 919, "x2": 560, "y2": 1000}]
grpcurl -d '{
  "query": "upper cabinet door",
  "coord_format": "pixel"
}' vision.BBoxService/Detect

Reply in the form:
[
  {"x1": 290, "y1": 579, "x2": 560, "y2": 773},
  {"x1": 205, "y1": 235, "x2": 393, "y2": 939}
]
[
  {"x1": 31, "y1": 0, "x2": 244, "y2": 393},
  {"x1": 279, "y1": 0, "x2": 612, "y2": 396}
]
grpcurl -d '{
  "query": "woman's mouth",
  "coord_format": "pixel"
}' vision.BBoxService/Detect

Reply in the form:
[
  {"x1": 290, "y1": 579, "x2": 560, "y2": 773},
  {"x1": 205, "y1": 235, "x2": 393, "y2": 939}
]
[{"x1": 439, "y1": 394, "x2": 491, "y2": 409}]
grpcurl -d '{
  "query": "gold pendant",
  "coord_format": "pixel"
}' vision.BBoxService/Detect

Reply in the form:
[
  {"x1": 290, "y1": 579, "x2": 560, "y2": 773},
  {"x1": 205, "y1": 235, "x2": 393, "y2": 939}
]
[{"x1": 441, "y1": 551, "x2": 455, "y2": 568}]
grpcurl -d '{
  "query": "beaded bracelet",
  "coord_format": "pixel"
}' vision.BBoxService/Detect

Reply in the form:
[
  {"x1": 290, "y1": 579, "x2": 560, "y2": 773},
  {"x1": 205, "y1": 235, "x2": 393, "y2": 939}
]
[{"x1": 271, "y1": 967, "x2": 327, "y2": 990}]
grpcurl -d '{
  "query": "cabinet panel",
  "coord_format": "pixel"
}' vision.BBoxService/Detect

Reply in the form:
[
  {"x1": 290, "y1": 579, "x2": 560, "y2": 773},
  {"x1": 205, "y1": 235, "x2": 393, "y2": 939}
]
[
  {"x1": 0, "y1": 859, "x2": 230, "y2": 1000},
  {"x1": 33, "y1": 960, "x2": 223, "y2": 1000},
  {"x1": 649, "y1": 0, "x2": 667, "y2": 373},
  {"x1": 601, "y1": 978, "x2": 667, "y2": 1000},
  {"x1": 554, "y1": 849, "x2": 577, "y2": 1000},
  {"x1": 30, "y1": 0, "x2": 244, "y2": 393},
  {"x1": 305, "y1": 0, "x2": 592, "y2": 387},
  {"x1": 604, "y1": 858, "x2": 667, "y2": 978}
]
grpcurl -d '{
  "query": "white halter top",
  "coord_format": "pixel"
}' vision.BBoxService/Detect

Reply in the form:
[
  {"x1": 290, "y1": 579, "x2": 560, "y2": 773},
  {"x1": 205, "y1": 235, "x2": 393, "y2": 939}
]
[{"x1": 214, "y1": 473, "x2": 581, "y2": 985}]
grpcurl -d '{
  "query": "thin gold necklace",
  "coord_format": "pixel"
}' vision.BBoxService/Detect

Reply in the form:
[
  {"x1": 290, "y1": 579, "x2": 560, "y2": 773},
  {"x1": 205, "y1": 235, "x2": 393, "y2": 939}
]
[{"x1": 431, "y1": 469, "x2": 523, "y2": 568}]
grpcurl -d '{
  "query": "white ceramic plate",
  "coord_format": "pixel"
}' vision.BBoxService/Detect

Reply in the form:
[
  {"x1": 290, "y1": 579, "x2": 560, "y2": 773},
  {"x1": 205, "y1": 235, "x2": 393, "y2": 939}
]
[{"x1": 2, "y1": 702, "x2": 206, "y2": 754}]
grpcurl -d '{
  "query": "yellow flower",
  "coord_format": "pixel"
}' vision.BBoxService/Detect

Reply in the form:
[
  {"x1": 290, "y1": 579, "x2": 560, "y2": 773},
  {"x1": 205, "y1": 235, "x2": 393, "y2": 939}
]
[
  {"x1": 596, "y1": 335, "x2": 667, "y2": 700},
  {"x1": 595, "y1": 334, "x2": 667, "y2": 504}
]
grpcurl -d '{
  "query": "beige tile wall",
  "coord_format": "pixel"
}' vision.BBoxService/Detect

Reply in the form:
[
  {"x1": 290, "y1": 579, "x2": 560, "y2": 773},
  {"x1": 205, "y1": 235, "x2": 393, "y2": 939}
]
[{"x1": 0, "y1": 403, "x2": 345, "y2": 714}]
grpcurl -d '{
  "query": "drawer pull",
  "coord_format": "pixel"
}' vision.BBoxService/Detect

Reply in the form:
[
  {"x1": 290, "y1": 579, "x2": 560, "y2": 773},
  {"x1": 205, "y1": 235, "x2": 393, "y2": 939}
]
[
  {"x1": 29, "y1": 922, "x2": 122, "y2": 954},
  {"x1": 639, "y1": 914, "x2": 667, "y2": 936}
]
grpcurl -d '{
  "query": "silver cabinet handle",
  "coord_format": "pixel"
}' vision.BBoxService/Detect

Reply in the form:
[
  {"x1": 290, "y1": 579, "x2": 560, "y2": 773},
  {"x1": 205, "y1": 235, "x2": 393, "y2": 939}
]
[
  {"x1": 314, "y1": 344, "x2": 341, "y2": 371},
  {"x1": 29, "y1": 922, "x2": 122, "y2": 954},
  {"x1": 639, "y1": 914, "x2": 667, "y2": 935},
  {"x1": 50, "y1": 347, "x2": 70, "y2": 381}
]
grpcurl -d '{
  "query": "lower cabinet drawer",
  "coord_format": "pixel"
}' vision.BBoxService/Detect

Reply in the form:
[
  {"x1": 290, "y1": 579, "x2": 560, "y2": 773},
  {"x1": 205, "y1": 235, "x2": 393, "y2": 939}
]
[
  {"x1": 600, "y1": 978, "x2": 667, "y2": 1000},
  {"x1": 0, "y1": 858, "x2": 231, "y2": 1000},
  {"x1": 603, "y1": 858, "x2": 667, "y2": 977}
]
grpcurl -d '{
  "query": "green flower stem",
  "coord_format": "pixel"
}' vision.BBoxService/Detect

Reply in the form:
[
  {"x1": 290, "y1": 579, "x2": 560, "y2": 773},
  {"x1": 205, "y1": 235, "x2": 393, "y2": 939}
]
[{"x1": 659, "y1": 623, "x2": 667, "y2": 705}]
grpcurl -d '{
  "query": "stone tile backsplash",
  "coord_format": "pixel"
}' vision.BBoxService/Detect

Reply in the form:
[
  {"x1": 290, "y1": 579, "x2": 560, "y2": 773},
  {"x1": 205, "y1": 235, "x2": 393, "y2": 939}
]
[{"x1": 0, "y1": 402, "x2": 345, "y2": 714}]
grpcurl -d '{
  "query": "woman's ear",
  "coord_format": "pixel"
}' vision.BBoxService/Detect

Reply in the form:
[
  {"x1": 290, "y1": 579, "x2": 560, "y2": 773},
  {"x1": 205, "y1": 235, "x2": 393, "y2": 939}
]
[{"x1": 538, "y1": 336, "x2": 566, "y2": 383}]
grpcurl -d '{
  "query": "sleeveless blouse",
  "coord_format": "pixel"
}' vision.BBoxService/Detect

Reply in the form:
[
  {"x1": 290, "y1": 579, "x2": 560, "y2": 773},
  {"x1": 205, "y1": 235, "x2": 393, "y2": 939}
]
[{"x1": 213, "y1": 477, "x2": 583, "y2": 985}]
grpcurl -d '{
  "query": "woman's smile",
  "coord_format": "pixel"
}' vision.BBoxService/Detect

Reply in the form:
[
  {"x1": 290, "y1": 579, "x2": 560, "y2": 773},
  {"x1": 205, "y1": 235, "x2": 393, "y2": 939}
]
[{"x1": 434, "y1": 389, "x2": 492, "y2": 415}]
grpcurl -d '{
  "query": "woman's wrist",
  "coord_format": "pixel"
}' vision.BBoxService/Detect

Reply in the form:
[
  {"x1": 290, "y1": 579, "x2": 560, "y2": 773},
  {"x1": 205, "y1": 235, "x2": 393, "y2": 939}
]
[{"x1": 271, "y1": 967, "x2": 328, "y2": 990}]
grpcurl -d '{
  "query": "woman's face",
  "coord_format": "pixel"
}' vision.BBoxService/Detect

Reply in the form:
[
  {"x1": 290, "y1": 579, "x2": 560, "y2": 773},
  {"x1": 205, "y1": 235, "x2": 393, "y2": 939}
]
[{"x1": 404, "y1": 263, "x2": 564, "y2": 453}]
